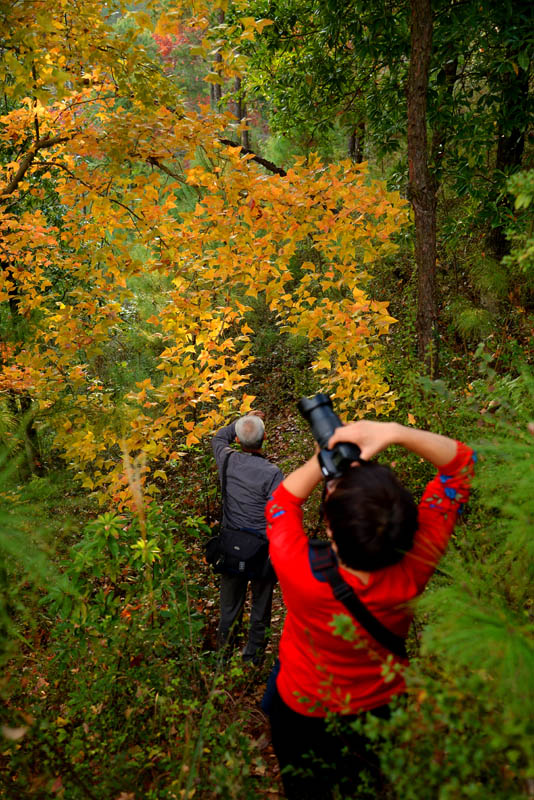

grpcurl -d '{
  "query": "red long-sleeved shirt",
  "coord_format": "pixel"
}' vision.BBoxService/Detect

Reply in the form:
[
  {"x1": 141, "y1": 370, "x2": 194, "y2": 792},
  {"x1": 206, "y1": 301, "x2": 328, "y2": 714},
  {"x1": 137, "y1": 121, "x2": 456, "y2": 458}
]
[{"x1": 265, "y1": 442, "x2": 475, "y2": 717}]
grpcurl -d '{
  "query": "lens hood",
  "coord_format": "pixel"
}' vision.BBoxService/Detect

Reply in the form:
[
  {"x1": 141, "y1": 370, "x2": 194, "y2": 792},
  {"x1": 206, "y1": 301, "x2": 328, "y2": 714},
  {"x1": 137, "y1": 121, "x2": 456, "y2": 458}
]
[{"x1": 297, "y1": 393, "x2": 332, "y2": 416}]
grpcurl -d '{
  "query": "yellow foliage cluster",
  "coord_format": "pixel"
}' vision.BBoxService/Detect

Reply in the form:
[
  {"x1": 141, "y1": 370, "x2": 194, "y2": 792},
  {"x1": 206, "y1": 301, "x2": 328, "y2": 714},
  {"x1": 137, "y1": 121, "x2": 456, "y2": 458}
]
[{"x1": 0, "y1": 1, "x2": 408, "y2": 504}]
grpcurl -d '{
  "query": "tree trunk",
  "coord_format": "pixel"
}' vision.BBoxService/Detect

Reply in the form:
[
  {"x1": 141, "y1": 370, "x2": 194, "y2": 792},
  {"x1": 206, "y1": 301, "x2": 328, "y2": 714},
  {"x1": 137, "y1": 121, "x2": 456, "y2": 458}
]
[
  {"x1": 18, "y1": 392, "x2": 41, "y2": 475},
  {"x1": 233, "y1": 77, "x2": 242, "y2": 121},
  {"x1": 348, "y1": 123, "x2": 365, "y2": 163},
  {"x1": 3, "y1": 260, "x2": 42, "y2": 475},
  {"x1": 406, "y1": 0, "x2": 437, "y2": 373},
  {"x1": 233, "y1": 77, "x2": 250, "y2": 149},
  {"x1": 213, "y1": 57, "x2": 222, "y2": 105},
  {"x1": 241, "y1": 102, "x2": 250, "y2": 150},
  {"x1": 210, "y1": 9, "x2": 225, "y2": 108}
]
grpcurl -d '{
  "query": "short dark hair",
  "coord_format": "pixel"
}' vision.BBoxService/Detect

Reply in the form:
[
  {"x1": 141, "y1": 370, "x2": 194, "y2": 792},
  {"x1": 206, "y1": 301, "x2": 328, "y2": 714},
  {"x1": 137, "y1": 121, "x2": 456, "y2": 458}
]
[{"x1": 323, "y1": 462, "x2": 418, "y2": 571}]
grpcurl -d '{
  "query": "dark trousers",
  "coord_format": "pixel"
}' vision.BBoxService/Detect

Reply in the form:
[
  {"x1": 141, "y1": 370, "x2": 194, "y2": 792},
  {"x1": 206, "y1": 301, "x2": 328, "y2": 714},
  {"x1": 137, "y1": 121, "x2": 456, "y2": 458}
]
[
  {"x1": 269, "y1": 687, "x2": 390, "y2": 800},
  {"x1": 216, "y1": 572, "x2": 275, "y2": 661}
]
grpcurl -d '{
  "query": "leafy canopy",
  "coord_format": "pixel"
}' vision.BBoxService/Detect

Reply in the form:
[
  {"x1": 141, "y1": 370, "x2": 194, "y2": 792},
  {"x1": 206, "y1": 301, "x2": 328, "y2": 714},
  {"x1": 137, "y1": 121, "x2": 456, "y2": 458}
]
[{"x1": 0, "y1": 1, "x2": 408, "y2": 503}]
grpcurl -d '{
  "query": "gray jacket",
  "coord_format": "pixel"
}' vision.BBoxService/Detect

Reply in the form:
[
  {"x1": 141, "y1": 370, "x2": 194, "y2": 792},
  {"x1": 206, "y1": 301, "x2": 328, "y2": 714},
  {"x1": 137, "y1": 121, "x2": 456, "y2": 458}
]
[{"x1": 212, "y1": 421, "x2": 283, "y2": 535}]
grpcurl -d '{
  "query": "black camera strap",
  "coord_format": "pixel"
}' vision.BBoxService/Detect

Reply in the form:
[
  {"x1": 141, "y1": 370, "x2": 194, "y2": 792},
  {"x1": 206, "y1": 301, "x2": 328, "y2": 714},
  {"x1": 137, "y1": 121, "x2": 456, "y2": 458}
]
[
  {"x1": 309, "y1": 541, "x2": 408, "y2": 660},
  {"x1": 219, "y1": 449, "x2": 233, "y2": 525}
]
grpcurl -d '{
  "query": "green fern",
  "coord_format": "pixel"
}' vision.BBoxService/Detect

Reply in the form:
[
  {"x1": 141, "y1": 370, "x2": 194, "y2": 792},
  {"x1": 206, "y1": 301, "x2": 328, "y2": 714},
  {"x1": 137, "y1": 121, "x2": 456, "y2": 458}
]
[
  {"x1": 449, "y1": 297, "x2": 493, "y2": 339},
  {"x1": 418, "y1": 425, "x2": 534, "y2": 717},
  {"x1": 0, "y1": 399, "x2": 16, "y2": 449}
]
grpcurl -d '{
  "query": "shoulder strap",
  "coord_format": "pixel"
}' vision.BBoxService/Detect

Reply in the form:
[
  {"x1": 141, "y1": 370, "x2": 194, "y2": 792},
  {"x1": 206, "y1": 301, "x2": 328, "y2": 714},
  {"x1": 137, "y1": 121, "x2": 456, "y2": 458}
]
[
  {"x1": 221, "y1": 449, "x2": 232, "y2": 496},
  {"x1": 220, "y1": 449, "x2": 233, "y2": 518},
  {"x1": 309, "y1": 541, "x2": 408, "y2": 660}
]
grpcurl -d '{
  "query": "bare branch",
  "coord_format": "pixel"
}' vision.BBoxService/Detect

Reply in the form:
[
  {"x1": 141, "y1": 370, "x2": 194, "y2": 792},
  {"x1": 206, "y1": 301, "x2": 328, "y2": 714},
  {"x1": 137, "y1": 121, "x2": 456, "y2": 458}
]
[
  {"x1": 52, "y1": 93, "x2": 116, "y2": 124},
  {"x1": 218, "y1": 139, "x2": 287, "y2": 177},
  {"x1": 146, "y1": 156, "x2": 185, "y2": 183}
]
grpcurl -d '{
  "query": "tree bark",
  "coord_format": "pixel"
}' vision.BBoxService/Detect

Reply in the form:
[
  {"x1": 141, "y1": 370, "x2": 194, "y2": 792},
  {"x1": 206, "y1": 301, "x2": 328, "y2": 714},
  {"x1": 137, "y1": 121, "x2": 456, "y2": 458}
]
[
  {"x1": 406, "y1": 0, "x2": 438, "y2": 373},
  {"x1": 233, "y1": 77, "x2": 250, "y2": 149},
  {"x1": 241, "y1": 101, "x2": 250, "y2": 149},
  {"x1": 233, "y1": 78, "x2": 243, "y2": 122},
  {"x1": 210, "y1": 9, "x2": 225, "y2": 108},
  {"x1": 348, "y1": 123, "x2": 365, "y2": 163},
  {"x1": 2, "y1": 260, "x2": 42, "y2": 475},
  {"x1": 218, "y1": 140, "x2": 286, "y2": 176}
]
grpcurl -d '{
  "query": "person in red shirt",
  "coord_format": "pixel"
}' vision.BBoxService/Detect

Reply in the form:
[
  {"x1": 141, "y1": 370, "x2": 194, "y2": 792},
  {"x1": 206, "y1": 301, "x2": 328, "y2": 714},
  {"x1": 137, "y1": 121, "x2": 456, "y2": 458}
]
[{"x1": 265, "y1": 420, "x2": 475, "y2": 800}]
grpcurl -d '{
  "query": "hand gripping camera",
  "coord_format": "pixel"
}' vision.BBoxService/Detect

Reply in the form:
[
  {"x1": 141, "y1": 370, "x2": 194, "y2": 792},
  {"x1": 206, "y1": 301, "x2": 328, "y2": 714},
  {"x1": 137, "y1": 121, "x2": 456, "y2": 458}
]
[{"x1": 298, "y1": 393, "x2": 362, "y2": 480}]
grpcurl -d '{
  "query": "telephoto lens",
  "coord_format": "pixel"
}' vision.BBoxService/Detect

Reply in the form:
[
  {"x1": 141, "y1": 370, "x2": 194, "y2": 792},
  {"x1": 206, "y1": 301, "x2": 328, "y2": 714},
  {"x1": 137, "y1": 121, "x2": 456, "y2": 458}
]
[
  {"x1": 297, "y1": 393, "x2": 341, "y2": 448},
  {"x1": 298, "y1": 393, "x2": 362, "y2": 479}
]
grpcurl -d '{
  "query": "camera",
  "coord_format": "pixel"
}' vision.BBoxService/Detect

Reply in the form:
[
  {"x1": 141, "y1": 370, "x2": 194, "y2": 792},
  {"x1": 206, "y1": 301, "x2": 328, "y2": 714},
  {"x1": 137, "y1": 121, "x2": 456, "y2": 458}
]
[{"x1": 298, "y1": 393, "x2": 361, "y2": 479}]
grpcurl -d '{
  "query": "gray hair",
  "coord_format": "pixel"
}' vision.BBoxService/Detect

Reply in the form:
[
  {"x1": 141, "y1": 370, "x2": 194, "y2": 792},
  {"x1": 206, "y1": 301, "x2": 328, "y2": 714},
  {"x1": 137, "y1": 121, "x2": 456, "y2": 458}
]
[{"x1": 235, "y1": 415, "x2": 265, "y2": 450}]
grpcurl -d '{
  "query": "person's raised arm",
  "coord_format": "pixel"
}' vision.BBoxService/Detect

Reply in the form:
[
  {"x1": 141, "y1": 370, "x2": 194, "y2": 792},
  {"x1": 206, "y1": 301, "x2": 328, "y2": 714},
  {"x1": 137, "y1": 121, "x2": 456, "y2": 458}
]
[
  {"x1": 328, "y1": 420, "x2": 458, "y2": 468},
  {"x1": 211, "y1": 420, "x2": 237, "y2": 469},
  {"x1": 281, "y1": 452, "x2": 323, "y2": 500}
]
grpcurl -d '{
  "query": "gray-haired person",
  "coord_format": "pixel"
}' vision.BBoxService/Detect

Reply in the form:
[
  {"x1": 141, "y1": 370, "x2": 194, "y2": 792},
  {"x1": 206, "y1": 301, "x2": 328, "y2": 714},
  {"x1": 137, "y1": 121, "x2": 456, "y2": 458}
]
[{"x1": 211, "y1": 411, "x2": 283, "y2": 664}]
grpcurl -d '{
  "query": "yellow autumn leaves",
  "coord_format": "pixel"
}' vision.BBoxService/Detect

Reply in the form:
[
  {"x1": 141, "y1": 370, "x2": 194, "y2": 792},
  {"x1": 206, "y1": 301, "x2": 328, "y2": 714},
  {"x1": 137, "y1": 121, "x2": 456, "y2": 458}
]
[{"x1": 0, "y1": 1, "x2": 409, "y2": 505}]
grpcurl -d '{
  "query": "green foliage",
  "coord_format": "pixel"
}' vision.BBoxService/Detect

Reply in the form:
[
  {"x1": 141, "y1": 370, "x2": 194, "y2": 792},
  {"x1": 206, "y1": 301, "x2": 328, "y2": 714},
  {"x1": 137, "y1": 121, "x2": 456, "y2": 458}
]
[
  {"x1": 505, "y1": 170, "x2": 534, "y2": 275},
  {"x1": 246, "y1": 0, "x2": 408, "y2": 156},
  {"x1": 367, "y1": 673, "x2": 532, "y2": 799},
  {"x1": 0, "y1": 475, "x2": 271, "y2": 798},
  {"x1": 448, "y1": 299, "x2": 494, "y2": 341},
  {"x1": 0, "y1": 455, "x2": 73, "y2": 661},
  {"x1": 0, "y1": 398, "x2": 15, "y2": 448}
]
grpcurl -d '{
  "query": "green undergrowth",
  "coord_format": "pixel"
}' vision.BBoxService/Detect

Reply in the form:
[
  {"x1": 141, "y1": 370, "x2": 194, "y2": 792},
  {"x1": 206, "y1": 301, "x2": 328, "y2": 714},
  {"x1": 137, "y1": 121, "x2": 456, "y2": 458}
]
[{"x1": 0, "y1": 487, "x2": 274, "y2": 798}]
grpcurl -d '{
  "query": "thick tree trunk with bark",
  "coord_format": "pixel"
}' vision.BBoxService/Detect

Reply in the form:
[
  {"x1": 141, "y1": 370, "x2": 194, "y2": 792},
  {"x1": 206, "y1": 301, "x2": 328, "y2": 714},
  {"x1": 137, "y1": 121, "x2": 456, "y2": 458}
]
[{"x1": 406, "y1": 0, "x2": 437, "y2": 373}]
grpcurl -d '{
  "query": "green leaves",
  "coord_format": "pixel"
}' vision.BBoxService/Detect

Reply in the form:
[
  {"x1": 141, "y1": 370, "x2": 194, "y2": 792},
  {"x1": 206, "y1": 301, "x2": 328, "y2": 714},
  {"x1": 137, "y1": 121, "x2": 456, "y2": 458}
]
[
  {"x1": 131, "y1": 536, "x2": 162, "y2": 565},
  {"x1": 329, "y1": 612, "x2": 358, "y2": 642}
]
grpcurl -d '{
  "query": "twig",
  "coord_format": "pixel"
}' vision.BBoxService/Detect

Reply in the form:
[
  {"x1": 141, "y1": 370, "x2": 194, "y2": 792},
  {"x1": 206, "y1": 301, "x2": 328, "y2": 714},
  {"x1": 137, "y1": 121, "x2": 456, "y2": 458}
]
[
  {"x1": 146, "y1": 155, "x2": 186, "y2": 183},
  {"x1": 34, "y1": 160, "x2": 143, "y2": 222}
]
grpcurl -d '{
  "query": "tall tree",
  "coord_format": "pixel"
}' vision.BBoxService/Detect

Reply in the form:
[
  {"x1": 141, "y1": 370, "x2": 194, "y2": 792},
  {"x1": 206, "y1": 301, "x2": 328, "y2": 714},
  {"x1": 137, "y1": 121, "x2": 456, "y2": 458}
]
[
  {"x1": 243, "y1": 0, "x2": 534, "y2": 363},
  {"x1": 406, "y1": 0, "x2": 437, "y2": 367}
]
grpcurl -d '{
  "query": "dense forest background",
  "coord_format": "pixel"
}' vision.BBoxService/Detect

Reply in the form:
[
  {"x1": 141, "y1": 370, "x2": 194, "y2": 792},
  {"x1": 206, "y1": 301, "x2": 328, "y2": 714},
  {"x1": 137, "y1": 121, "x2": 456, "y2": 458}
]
[{"x1": 1, "y1": 0, "x2": 533, "y2": 797}]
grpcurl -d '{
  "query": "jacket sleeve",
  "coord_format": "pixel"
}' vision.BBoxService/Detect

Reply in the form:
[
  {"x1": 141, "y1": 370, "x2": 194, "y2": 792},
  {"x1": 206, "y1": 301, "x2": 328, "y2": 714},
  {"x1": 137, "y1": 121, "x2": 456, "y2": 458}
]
[
  {"x1": 211, "y1": 421, "x2": 237, "y2": 472},
  {"x1": 402, "y1": 441, "x2": 476, "y2": 591}
]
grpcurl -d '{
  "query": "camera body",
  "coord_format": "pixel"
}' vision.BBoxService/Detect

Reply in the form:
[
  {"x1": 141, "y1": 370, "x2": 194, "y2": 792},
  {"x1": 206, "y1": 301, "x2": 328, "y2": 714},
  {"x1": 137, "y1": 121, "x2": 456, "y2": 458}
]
[{"x1": 298, "y1": 393, "x2": 361, "y2": 479}]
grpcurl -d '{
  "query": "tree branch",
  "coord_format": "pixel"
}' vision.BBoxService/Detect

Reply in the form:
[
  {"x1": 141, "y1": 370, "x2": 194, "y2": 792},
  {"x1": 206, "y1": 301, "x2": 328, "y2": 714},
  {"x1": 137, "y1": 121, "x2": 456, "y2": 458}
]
[
  {"x1": 35, "y1": 160, "x2": 143, "y2": 222},
  {"x1": 218, "y1": 139, "x2": 287, "y2": 177},
  {"x1": 146, "y1": 156, "x2": 185, "y2": 183},
  {"x1": 0, "y1": 134, "x2": 73, "y2": 199}
]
